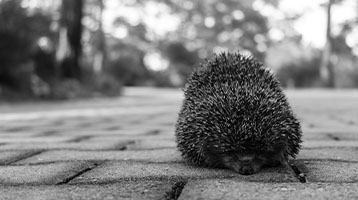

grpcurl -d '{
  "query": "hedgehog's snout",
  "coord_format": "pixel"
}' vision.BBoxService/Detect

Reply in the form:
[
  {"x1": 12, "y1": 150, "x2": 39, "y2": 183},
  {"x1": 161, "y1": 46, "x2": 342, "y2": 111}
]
[
  {"x1": 238, "y1": 165, "x2": 254, "y2": 175},
  {"x1": 238, "y1": 156, "x2": 255, "y2": 175}
]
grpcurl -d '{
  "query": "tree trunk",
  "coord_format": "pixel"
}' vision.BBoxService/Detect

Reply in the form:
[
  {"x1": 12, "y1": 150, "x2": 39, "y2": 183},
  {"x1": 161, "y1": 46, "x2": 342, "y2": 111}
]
[
  {"x1": 320, "y1": 0, "x2": 335, "y2": 87},
  {"x1": 93, "y1": 0, "x2": 107, "y2": 73},
  {"x1": 56, "y1": 0, "x2": 84, "y2": 80}
]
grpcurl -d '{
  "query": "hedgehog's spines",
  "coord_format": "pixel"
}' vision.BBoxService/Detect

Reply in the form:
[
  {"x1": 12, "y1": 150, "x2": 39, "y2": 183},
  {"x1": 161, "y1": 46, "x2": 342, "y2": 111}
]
[{"x1": 175, "y1": 52, "x2": 302, "y2": 168}]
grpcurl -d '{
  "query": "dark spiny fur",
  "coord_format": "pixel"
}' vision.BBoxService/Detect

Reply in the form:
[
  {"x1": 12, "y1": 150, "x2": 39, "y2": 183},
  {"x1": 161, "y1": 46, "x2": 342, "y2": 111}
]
[{"x1": 175, "y1": 52, "x2": 302, "y2": 175}]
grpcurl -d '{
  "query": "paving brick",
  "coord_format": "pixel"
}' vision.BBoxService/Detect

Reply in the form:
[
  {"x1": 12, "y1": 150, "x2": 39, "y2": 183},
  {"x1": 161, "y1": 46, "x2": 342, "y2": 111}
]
[
  {"x1": 141, "y1": 118, "x2": 177, "y2": 127},
  {"x1": 0, "y1": 161, "x2": 95, "y2": 185},
  {"x1": 70, "y1": 161, "x2": 296, "y2": 184},
  {"x1": 15, "y1": 149, "x2": 182, "y2": 164},
  {"x1": 0, "y1": 151, "x2": 39, "y2": 165},
  {"x1": 1, "y1": 121, "x2": 53, "y2": 130},
  {"x1": 302, "y1": 130, "x2": 358, "y2": 141},
  {"x1": 0, "y1": 136, "x2": 77, "y2": 143},
  {"x1": 56, "y1": 134, "x2": 174, "y2": 142},
  {"x1": 302, "y1": 140, "x2": 358, "y2": 148},
  {"x1": 301, "y1": 118, "x2": 348, "y2": 130},
  {"x1": 295, "y1": 160, "x2": 358, "y2": 182},
  {"x1": 3, "y1": 127, "x2": 80, "y2": 136},
  {"x1": 298, "y1": 148, "x2": 358, "y2": 162},
  {"x1": 115, "y1": 127, "x2": 173, "y2": 135},
  {"x1": 126, "y1": 139, "x2": 176, "y2": 150},
  {"x1": 178, "y1": 180, "x2": 358, "y2": 200},
  {"x1": 53, "y1": 129, "x2": 170, "y2": 137},
  {"x1": 0, "y1": 105, "x2": 178, "y2": 122},
  {"x1": 0, "y1": 132, "x2": 40, "y2": 138},
  {"x1": 0, "y1": 140, "x2": 131, "y2": 151},
  {"x1": 90, "y1": 134, "x2": 174, "y2": 141},
  {"x1": 0, "y1": 180, "x2": 176, "y2": 200}
]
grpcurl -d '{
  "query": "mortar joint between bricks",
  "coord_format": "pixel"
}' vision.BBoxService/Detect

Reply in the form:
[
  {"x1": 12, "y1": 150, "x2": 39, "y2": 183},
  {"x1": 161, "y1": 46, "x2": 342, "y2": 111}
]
[
  {"x1": 69, "y1": 135, "x2": 93, "y2": 143},
  {"x1": 56, "y1": 161, "x2": 105, "y2": 185},
  {"x1": 2, "y1": 150, "x2": 46, "y2": 165},
  {"x1": 165, "y1": 179, "x2": 188, "y2": 200}
]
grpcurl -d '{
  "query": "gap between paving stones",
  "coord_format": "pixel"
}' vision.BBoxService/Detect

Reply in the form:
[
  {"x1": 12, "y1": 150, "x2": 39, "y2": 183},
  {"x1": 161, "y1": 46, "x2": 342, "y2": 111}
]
[
  {"x1": 68, "y1": 136, "x2": 94, "y2": 143},
  {"x1": 293, "y1": 159, "x2": 358, "y2": 183},
  {"x1": 0, "y1": 161, "x2": 99, "y2": 186},
  {"x1": 0, "y1": 150, "x2": 44, "y2": 165},
  {"x1": 56, "y1": 161, "x2": 105, "y2": 185},
  {"x1": 164, "y1": 179, "x2": 187, "y2": 200}
]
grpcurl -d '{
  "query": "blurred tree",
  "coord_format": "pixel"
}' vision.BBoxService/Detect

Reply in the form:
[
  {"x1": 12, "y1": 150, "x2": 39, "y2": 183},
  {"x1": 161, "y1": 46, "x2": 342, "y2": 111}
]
[
  {"x1": 110, "y1": 17, "x2": 153, "y2": 85},
  {"x1": 163, "y1": 42, "x2": 199, "y2": 86},
  {"x1": 329, "y1": 24, "x2": 358, "y2": 87},
  {"x1": 266, "y1": 39, "x2": 321, "y2": 88},
  {"x1": 111, "y1": 0, "x2": 271, "y2": 86},
  {"x1": 93, "y1": 0, "x2": 106, "y2": 73},
  {"x1": 320, "y1": 0, "x2": 335, "y2": 88},
  {"x1": 56, "y1": 0, "x2": 84, "y2": 80},
  {"x1": 0, "y1": 0, "x2": 52, "y2": 94},
  {"x1": 81, "y1": 0, "x2": 107, "y2": 74},
  {"x1": 106, "y1": 38, "x2": 150, "y2": 86},
  {"x1": 0, "y1": 0, "x2": 125, "y2": 99},
  {"x1": 165, "y1": 0, "x2": 270, "y2": 60}
]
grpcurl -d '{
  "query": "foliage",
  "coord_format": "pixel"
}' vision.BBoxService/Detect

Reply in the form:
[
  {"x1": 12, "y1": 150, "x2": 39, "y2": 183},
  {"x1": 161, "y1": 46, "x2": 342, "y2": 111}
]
[
  {"x1": 163, "y1": 42, "x2": 199, "y2": 86},
  {"x1": 2, "y1": 0, "x2": 358, "y2": 101},
  {"x1": 266, "y1": 40, "x2": 322, "y2": 88},
  {"x1": 90, "y1": 74, "x2": 123, "y2": 97},
  {"x1": 113, "y1": 0, "x2": 271, "y2": 86},
  {"x1": 276, "y1": 57, "x2": 321, "y2": 88},
  {"x1": 166, "y1": 0, "x2": 270, "y2": 60},
  {"x1": 0, "y1": 0, "x2": 51, "y2": 92},
  {"x1": 106, "y1": 40, "x2": 150, "y2": 86}
]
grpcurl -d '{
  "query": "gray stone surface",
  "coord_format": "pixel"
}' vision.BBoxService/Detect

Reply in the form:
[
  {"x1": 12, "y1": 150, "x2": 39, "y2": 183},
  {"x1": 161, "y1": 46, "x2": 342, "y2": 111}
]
[
  {"x1": 0, "y1": 180, "x2": 175, "y2": 200},
  {"x1": 15, "y1": 149, "x2": 182, "y2": 164},
  {"x1": 302, "y1": 140, "x2": 358, "y2": 148},
  {"x1": 0, "y1": 161, "x2": 95, "y2": 185},
  {"x1": 70, "y1": 161, "x2": 296, "y2": 184},
  {"x1": 0, "y1": 136, "x2": 77, "y2": 143},
  {"x1": 298, "y1": 147, "x2": 358, "y2": 161},
  {"x1": 0, "y1": 151, "x2": 38, "y2": 165},
  {"x1": 178, "y1": 180, "x2": 358, "y2": 200},
  {"x1": 295, "y1": 160, "x2": 358, "y2": 182},
  {"x1": 0, "y1": 140, "x2": 132, "y2": 151},
  {"x1": 126, "y1": 139, "x2": 177, "y2": 150},
  {"x1": 1, "y1": 88, "x2": 358, "y2": 199},
  {"x1": 302, "y1": 130, "x2": 358, "y2": 140}
]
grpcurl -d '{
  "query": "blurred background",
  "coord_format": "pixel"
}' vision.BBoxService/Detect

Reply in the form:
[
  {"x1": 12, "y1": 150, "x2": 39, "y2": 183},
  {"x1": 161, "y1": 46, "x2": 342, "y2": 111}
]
[{"x1": 1, "y1": 0, "x2": 358, "y2": 101}]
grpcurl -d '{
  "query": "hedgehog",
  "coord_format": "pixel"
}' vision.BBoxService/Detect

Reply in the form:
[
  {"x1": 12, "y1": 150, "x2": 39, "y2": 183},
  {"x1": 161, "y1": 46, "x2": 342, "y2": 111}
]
[{"x1": 175, "y1": 52, "x2": 302, "y2": 175}]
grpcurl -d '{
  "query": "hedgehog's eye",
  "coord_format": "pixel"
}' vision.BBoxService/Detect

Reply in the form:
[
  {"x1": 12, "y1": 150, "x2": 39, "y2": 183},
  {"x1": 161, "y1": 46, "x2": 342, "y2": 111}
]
[
  {"x1": 221, "y1": 154, "x2": 236, "y2": 164},
  {"x1": 237, "y1": 155, "x2": 255, "y2": 164}
]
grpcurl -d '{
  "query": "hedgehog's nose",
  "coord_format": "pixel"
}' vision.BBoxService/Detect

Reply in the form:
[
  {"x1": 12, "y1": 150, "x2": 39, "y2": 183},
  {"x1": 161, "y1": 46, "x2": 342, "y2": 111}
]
[{"x1": 239, "y1": 166, "x2": 254, "y2": 175}]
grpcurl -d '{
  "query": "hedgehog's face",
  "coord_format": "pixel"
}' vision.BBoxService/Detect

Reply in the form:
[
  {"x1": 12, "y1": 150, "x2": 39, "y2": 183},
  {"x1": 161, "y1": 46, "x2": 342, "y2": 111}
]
[
  {"x1": 220, "y1": 151, "x2": 266, "y2": 175},
  {"x1": 218, "y1": 150, "x2": 285, "y2": 175},
  {"x1": 203, "y1": 142, "x2": 286, "y2": 175}
]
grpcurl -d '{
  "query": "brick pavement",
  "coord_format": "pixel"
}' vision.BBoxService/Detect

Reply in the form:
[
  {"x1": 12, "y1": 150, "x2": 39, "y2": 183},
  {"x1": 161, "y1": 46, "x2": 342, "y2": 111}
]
[{"x1": 0, "y1": 88, "x2": 357, "y2": 199}]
